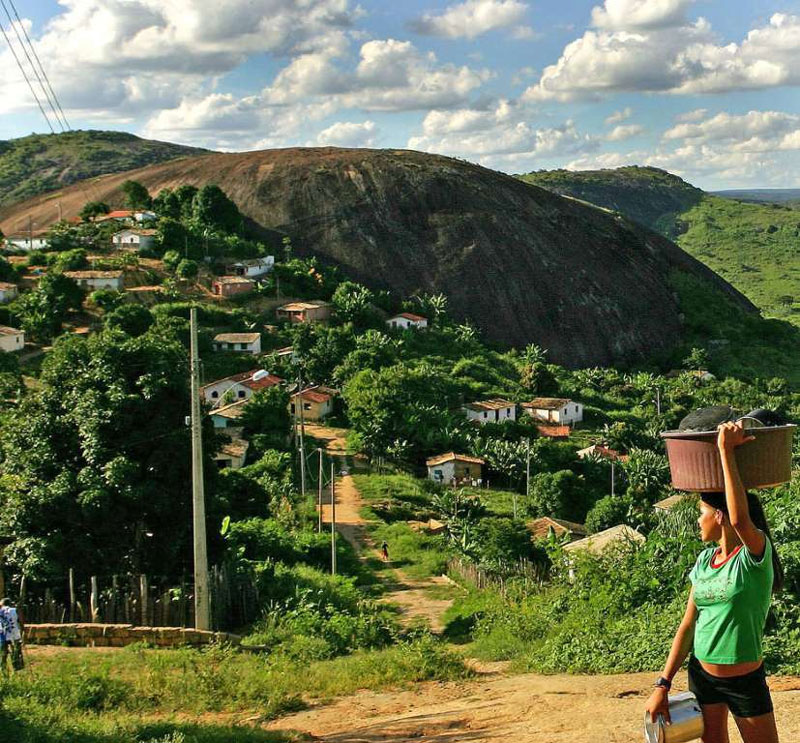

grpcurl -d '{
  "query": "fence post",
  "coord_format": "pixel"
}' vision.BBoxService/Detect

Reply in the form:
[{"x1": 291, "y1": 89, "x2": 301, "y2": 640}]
[
  {"x1": 69, "y1": 568, "x2": 76, "y2": 622},
  {"x1": 90, "y1": 576, "x2": 99, "y2": 622},
  {"x1": 140, "y1": 575, "x2": 149, "y2": 626}
]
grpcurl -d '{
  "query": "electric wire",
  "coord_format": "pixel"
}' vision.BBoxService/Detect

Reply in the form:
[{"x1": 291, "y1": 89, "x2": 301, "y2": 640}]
[
  {"x1": 5, "y1": 0, "x2": 70, "y2": 130},
  {"x1": 0, "y1": 12, "x2": 55, "y2": 133}
]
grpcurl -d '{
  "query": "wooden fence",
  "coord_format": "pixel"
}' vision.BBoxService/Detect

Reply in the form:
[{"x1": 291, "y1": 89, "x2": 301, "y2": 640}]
[
  {"x1": 447, "y1": 556, "x2": 548, "y2": 594},
  {"x1": 12, "y1": 565, "x2": 260, "y2": 632}
]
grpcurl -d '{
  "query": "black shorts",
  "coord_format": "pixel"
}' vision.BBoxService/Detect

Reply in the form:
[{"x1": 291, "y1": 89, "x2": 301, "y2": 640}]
[{"x1": 688, "y1": 655, "x2": 773, "y2": 718}]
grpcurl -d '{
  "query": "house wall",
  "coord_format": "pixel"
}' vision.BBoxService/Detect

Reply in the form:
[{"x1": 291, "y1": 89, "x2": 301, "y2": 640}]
[
  {"x1": 0, "y1": 287, "x2": 18, "y2": 303},
  {"x1": 464, "y1": 406, "x2": 516, "y2": 424},
  {"x1": 388, "y1": 317, "x2": 427, "y2": 329},
  {"x1": 6, "y1": 237, "x2": 48, "y2": 251},
  {"x1": 526, "y1": 404, "x2": 582, "y2": 425},
  {"x1": 213, "y1": 338, "x2": 261, "y2": 354},
  {"x1": 289, "y1": 397, "x2": 332, "y2": 421},
  {"x1": 202, "y1": 380, "x2": 250, "y2": 405},
  {"x1": 72, "y1": 277, "x2": 123, "y2": 291},
  {"x1": 213, "y1": 281, "x2": 253, "y2": 297},
  {"x1": 0, "y1": 332, "x2": 24, "y2": 352},
  {"x1": 427, "y1": 460, "x2": 482, "y2": 483}
]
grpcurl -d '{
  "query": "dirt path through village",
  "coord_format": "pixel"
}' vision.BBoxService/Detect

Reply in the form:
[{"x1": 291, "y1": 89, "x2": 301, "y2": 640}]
[
  {"x1": 303, "y1": 424, "x2": 457, "y2": 632},
  {"x1": 266, "y1": 667, "x2": 800, "y2": 743}
]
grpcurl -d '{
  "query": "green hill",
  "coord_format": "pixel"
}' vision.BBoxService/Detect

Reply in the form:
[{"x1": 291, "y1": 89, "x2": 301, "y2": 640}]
[
  {"x1": 518, "y1": 167, "x2": 800, "y2": 325},
  {"x1": 0, "y1": 130, "x2": 209, "y2": 207}
]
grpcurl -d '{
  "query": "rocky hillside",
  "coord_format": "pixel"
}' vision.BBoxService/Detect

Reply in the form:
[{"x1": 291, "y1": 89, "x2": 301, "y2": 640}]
[
  {"x1": 518, "y1": 166, "x2": 800, "y2": 324},
  {"x1": 0, "y1": 130, "x2": 209, "y2": 207},
  {"x1": 0, "y1": 147, "x2": 757, "y2": 366}
]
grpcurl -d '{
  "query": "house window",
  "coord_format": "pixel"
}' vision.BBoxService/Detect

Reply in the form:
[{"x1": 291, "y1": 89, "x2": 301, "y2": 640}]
[
  {"x1": 433, "y1": 469, "x2": 443, "y2": 481},
  {"x1": 238, "y1": 390, "x2": 246, "y2": 398},
  {"x1": 575, "y1": 405, "x2": 579, "y2": 413},
  {"x1": 211, "y1": 391, "x2": 219, "y2": 399},
  {"x1": 304, "y1": 403, "x2": 311, "y2": 411},
  {"x1": 239, "y1": 343, "x2": 247, "y2": 350},
  {"x1": 290, "y1": 403, "x2": 296, "y2": 414},
  {"x1": 483, "y1": 411, "x2": 487, "y2": 419}
]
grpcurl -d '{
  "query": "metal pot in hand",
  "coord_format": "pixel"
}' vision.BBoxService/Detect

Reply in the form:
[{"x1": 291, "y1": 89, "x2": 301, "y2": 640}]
[{"x1": 644, "y1": 691, "x2": 704, "y2": 743}]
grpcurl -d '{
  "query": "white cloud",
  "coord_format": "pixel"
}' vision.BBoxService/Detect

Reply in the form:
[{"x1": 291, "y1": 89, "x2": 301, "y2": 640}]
[
  {"x1": 606, "y1": 123, "x2": 644, "y2": 141},
  {"x1": 605, "y1": 107, "x2": 632, "y2": 124},
  {"x1": 663, "y1": 110, "x2": 800, "y2": 153},
  {"x1": 591, "y1": 0, "x2": 692, "y2": 31},
  {"x1": 523, "y1": 10, "x2": 800, "y2": 102},
  {"x1": 675, "y1": 108, "x2": 708, "y2": 122},
  {"x1": 410, "y1": 0, "x2": 527, "y2": 40},
  {"x1": 313, "y1": 120, "x2": 378, "y2": 147},
  {"x1": 409, "y1": 100, "x2": 599, "y2": 168},
  {"x1": 0, "y1": 0, "x2": 359, "y2": 117}
]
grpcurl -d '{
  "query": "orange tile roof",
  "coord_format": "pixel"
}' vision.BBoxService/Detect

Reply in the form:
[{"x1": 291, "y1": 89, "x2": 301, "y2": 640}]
[{"x1": 425, "y1": 452, "x2": 485, "y2": 467}]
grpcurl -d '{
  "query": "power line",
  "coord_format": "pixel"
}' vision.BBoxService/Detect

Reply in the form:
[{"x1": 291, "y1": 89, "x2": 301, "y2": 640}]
[
  {"x1": 5, "y1": 0, "x2": 70, "y2": 130},
  {"x1": 0, "y1": 11, "x2": 55, "y2": 133}
]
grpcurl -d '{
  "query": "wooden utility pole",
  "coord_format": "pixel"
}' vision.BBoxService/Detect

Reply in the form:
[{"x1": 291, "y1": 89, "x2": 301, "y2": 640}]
[
  {"x1": 524, "y1": 438, "x2": 532, "y2": 516},
  {"x1": 297, "y1": 370, "x2": 307, "y2": 497},
  {"x1": 611, "y1": 460, "x2": 616, "y2": 497},
  {"x1": 318, "y1": 448, "x2": 324, "y2": 533},
  {"x1": 190, "y1": 307, "x2": 211, "y2": 630},
  {"x1": 330, "y1": 463, "x2": 337, "y2": 575}
]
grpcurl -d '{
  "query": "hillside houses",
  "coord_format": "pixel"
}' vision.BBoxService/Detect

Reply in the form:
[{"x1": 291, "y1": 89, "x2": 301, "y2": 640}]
[
  {"x1": 562, "y1": 524, "x2": 645, "y2": 555},
  {"x1": 225, "y1": 257, "x2": 274, "y2": 278},
  {"x1": 387, "y1": 312, "x2": 427, "y2": 330},
  {"x1": 0, "y1": 282, "x2": 18, "y2": 303},
  {"x1": 289, "y1": 385, "x2": 337, "y2": 421},
  {"x1": 112, "y1": 228, "x2": 157, "y2": 251},
  {"x1": 463, "y1": 399, "x2": 516, "y2": 425},
  {"x1": 212, "y1": 332, "x2": 261, "y2": 354},
  {"x1": 95, "y1": 210, "x2": 156, "y2": 224},
  {"x1": 4, "y1": 230, "x2": 49, "y2": 251},
  {"x1": 212, "y1": 276, "x2": 255, "y2": 298},
  {"x1": 201, "y1": 369, "x2": 283, "y2": 407},
  {"x1": 522, "y1": 397, "x2": 583, "y2": 425},
  {"x1": 426, "y1": 452, "x2": 485, "y2": 486},
  {"x1": 276, "y1": 300, "x2": 332, "y2": 324},
  {"x1": 526, "y1": 517, "x2": 587, "y2": 542},
  {"x1": 64, "y1": 270, "x2": 124, "y2": 291},
  {"x1": 0, "y1": 326, "x2": 24, "y2": 352}
]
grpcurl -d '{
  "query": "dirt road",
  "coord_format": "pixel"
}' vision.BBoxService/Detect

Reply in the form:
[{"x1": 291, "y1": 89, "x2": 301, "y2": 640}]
[
  {"x1": 267, "y1": 667, "x2": 800, "y2": 742},
  {"x1": 303, "y1": 423, "x2": 458, "y2": 632}
]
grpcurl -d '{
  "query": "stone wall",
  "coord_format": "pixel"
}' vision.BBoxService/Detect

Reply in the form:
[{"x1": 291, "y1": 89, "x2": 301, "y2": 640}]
[{"x1": 24, "y1": 623, "x2": 241, "y2": 648}]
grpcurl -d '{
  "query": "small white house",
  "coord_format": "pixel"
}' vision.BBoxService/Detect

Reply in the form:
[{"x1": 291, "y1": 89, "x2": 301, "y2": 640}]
[
  {"x1": 213, "y1": 438, "x2": 249, "y2": 470},
  {"x1": 463, "y1": 399, "x2": 516, "y2": 425},
  {"x1": 425, "y1": 452, "x2": 485, "y2": 486},
  {"x1": 112, "y1": 229, "x2": 157, "y2": 251},
  {"x1": 202, "y1": 369, "x2": 283, "y2": 406},
  {"x1": 562, "y1": 524, "x2": 645, "y2": 556},
  {"x1": 387, "y1": 312, "x2": 428, "y2": 330},
  {"x1": 209, "y1": 400, "x2": 248, "y2": 428},
  {"x1": 522, "y1": 397, "x2": 583, "y2": 425},
  {"x1": 225, "y1": 257, "x2": 274, "y2": 278},
  {"x1": 212, "y1": 332, "x2": 262, "y2": 354},
  {"x1": 63, "y1": 270, "x2": 125, "y2": 291},
  {"x1": 4, "y1": 232, "x2": 49, "y2": 251},
  {"x1": 0, "y1": 282, "x2": 18, "y2": 303},
  {"x1": 0, "y1": 325, "x2": 24, "y2": 352}
]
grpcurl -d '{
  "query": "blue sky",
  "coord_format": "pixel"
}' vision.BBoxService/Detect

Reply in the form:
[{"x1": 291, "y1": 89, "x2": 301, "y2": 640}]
[{"x1": 2, "y1": 0, "x2": 800, "y2": 189}]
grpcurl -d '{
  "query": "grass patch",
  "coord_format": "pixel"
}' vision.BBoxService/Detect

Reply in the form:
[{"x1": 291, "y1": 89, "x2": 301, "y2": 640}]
[
  {"x1": 3, "y1": 638, "x2": 471, "y2": 742},
  {"x1": 368, "y1": 521, "x2": 451, "y2": 579}
]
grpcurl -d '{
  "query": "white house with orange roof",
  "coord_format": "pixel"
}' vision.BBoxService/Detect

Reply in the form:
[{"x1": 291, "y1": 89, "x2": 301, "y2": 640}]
[
  {"x1": 387, "y1": 312, "x2": 428, "y2": 330},
  {"x1": 425, "y1": 452, "x2": 485, "y2": 486},
  {"x1": 201, "y1": 369, "x2": 283, "y2": 407},
  {"x1": 522, "y1": 397, "x2": 584, "y2": 425},
  {"x1": 0, "y1": 325, "x2": 24, "y2": 353},
  {"x1": 288, "y1": 385, "x2": 337, "y2": 421}
]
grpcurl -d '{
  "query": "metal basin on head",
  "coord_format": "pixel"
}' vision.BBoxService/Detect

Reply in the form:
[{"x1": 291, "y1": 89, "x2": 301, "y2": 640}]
[{"x1": 661, "y1": 425, "x2": 795, "y2": 492}]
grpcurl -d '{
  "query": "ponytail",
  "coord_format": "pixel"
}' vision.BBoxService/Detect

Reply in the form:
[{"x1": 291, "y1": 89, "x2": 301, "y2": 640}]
[{"x1": 700, "y1": 491, "x2": 784, "y2": 594}]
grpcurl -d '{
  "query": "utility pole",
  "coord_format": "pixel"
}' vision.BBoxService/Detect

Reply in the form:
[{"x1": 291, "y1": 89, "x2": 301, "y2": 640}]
[
  {"x1": 611, "y1": 459, "x2": 616, "y2": 497},
  {"x1": 28, "y1": 216, "x2": 33, "y2": 250},
  {"x1": 655, "y1": 387, "x2": 662, "y2": 416},
  {"x1": 189, "y1": 307, "x2": 210, "y2": 630},
  {"x1": 525, "y1": 438, "x2": 532, "y2": 512},
  {"x1": 318, "y1": 448, "x2": 323, "y2": 533},
  {"x1": 330, "y1": 463, "x2": 337, "y2": 575},
  {"x1": 296, "y1": 369, "x2": 307, "y2": 497}
]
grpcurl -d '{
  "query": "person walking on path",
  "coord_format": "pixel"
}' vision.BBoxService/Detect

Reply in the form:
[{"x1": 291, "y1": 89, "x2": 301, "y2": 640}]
[
  {"x1": 381, "y1": 541, "x2": 389, "y2": 562},
  {"x1": 645, "y1": 421, "x2": 784, "y2": 742},
  {"x1": 0, "y1": 598, "x2": 23, "y2": 672}
]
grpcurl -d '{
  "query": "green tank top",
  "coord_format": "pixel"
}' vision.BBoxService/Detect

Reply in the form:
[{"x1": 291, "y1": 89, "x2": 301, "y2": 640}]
[{"x1": 689, "y1": 536, "x2": 773, "y2": 664}]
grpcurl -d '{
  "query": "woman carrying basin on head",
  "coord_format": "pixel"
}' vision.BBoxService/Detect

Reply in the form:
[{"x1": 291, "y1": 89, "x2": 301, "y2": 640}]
[{"x1": 645, "y1": 421, "x2": 784, "y2": 743}]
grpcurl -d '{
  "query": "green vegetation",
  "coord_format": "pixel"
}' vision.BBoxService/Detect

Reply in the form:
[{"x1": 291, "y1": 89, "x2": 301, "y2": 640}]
[
  {"x1": 0, "y1": 131, "x2": 208, "y2": 207},
  {"x1": 519, "y1": 166, "x2": 800, "y2": 328},
  {"x1": 0, "y1": 637, "x2": 470, "y2": 742}
]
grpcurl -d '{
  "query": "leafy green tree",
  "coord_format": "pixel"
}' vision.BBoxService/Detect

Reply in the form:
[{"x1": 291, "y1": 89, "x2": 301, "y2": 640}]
[
  {"x1": 156, "y1": 218, "x2": 189, "y2": 257},
  {"x1": 162, "y1": 250, "x2": 182, "y2": 272},
  {"x1": 0, "y1": 351, "x2": 23, "y2": 400},
  {"x1": 332, "y1": 281, "x2": 376, "y2": 327},
  {"x1": 474, "y1": 518, "x2": 536, "y2": 566},
  {"x1": 121, "y1": 179, "x2": 152, "y2": 210},
  {"x1": 89, "y1": 289, "x2": 124, "y2": 313},
  {"x1": 176, "y1": 259, "x2": 199, "y2": 279},
  {"x1": 49, "y1": 248, "x2": 88, "y2": 272},
  {"x1": 683, "y1": 346, "x2": 710, "y2": 370},
  {"x1": 585, "y1": 493, "x2": 635, "y2": 533},
  {"x1": 0, "y1": 327, "x2": 218, "y2": 580},
  {"x1": 239, "y1": 386, "x2": 291, "y2": 452},
  {"x1": 152, "y1": 188, "x2": 181, "y2": 219},
  {"x1": 174, "y1": 184, "x2": 199, "y2": 220},
  {"x1": 9, "y1": 273, "x2": 83, "y2": 341},
  {"x1": 0, "y1": 256, "x2": 19, "y2": 283},
  {"x1": 192, "y1": 184, "x2": 241, "y2": 233},
  {"x1": 623, "y1": 448, "x2": 671, "y2": 506},
  {"x1": 527, "y1": 469, "x2": 585, "y2": 520},
  {"x1": 104, "y1": 304, "x2": 154, "y2": 337},
  {"x1": 79, "y1": 201, "x2": 110, "y2": 222}
]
